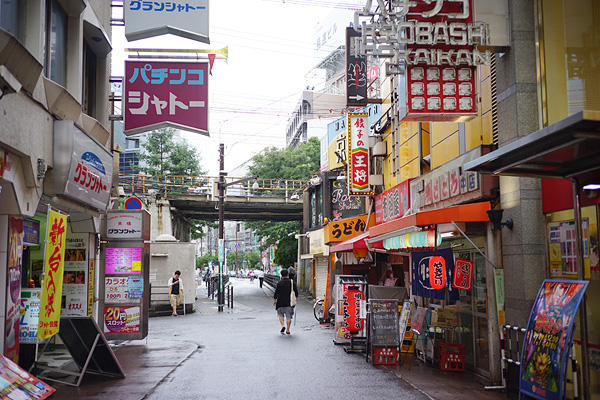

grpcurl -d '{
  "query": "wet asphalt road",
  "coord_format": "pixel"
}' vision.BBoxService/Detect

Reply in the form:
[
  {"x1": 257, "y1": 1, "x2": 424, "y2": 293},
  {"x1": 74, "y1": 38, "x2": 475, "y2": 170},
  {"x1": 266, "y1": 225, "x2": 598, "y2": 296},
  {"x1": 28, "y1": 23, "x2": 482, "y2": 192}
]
[{"x1": 143, "y1": 278, "x2": 430, "y2": 400}]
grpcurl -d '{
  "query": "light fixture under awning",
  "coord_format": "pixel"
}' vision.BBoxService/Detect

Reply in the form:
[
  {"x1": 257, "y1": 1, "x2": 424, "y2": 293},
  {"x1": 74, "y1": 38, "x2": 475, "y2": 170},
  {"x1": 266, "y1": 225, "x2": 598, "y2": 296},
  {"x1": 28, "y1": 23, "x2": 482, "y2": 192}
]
[{"x1": 329, "y1": 231, "x2": 383, "y2": 253}]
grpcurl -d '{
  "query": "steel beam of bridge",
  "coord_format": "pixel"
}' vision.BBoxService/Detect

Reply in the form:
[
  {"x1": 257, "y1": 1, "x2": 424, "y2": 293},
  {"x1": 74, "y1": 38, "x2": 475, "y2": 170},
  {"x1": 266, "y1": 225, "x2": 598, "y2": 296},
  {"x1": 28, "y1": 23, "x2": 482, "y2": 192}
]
[{"x1": 167, "y1": 193, "x2": 303, "y2": 222}]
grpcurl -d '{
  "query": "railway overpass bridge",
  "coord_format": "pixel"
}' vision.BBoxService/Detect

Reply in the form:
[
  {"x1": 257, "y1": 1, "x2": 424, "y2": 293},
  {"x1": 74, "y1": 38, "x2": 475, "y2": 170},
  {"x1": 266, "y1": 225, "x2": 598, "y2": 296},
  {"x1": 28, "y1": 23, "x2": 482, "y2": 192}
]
[{"x1": 119, "y1": 175, "x2": 306, "y2": 222}]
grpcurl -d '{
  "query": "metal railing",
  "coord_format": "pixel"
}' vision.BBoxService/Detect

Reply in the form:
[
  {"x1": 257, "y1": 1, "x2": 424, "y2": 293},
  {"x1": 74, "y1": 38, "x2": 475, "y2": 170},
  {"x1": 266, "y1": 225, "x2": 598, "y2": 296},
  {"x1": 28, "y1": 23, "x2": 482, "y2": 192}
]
[
  {"x1": 118, "y1": 174, "x2": 309, "y2": 199},
  {"x1": 263, "y1": 274, "x2": 280, "y2": 291}
]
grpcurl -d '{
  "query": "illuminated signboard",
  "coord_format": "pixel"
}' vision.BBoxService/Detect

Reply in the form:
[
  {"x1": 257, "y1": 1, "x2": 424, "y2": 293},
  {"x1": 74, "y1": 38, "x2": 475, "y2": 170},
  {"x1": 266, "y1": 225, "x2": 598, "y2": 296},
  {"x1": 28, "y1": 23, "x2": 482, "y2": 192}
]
[
  {"x1": 105, "y1": 248, "x2": 142, "y2": 275},
  {"x1": 347, "y1": 113, "x2": 373, "y2": 196}
]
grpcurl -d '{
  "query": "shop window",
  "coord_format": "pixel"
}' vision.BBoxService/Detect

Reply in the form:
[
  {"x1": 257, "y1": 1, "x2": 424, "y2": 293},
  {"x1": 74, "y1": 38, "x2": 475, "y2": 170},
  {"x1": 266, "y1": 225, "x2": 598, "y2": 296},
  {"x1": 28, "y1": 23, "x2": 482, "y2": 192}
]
[
  {"x1": 45, "y1": 0, "x2": 68, "y2": 87},
  {"x1": 0, "y1": 0, "x2": 25, "y2": 42},
  {"x1": 82, "y1": 41, "x2": 97, "y2": 118},
  {"x1": 539, "y1": 0, "x2": 600, "y2": 126}
]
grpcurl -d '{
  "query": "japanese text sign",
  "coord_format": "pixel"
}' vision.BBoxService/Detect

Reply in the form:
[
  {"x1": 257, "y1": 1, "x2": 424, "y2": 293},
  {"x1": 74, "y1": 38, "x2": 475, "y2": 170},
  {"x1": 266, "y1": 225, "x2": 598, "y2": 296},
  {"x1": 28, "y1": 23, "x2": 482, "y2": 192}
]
[
  {"x1": 453, "y1": 258, "x2": 473, "y2": 291},
  {"x1": 325, "y1": 214, "x2": 375, "y2": 244},
  {"x1": 347, "y1": 113, "x2": 372, "y2": 196},
  {"x1": 5, "y1": 217, "x2": 23, "y2": 362},
  {"x1": 105, "y1": 248, "x2": 142, "y2": 275},
  {"x1": 104, "y1": 306, "x2": 141, "y2": 334},
  {"x1": 124, "y1": 61, "x2": 209, "y2": 136},
  {"x1": 375, "y1": 180, "x2": 411, "y2": 224},
  {"x1": 125, "y1": 0, "x2": 209, "y2": 43},
  {"x1": 346, "y1": 27, "x2": 367, "y2": 107},
  {"x1": 38, "y1": 210, "x2": 67, "y2": 340},
  {"x1": 105, "y1": 277, "x2": 131, "y2": 304},
  {"x1": 106, "y1": 212, "x2": 144, "y2": 239}
]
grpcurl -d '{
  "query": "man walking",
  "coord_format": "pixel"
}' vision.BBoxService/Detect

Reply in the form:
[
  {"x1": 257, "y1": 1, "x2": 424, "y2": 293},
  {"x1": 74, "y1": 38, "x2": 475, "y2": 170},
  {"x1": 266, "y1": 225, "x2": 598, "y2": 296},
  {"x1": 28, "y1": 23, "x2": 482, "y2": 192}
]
[
  {"x1": 273, "y1": 269, "x2": 298, "y2": 335},
  {"x1": 168, "y1": 270, "x2": 183, "y2": 316}
]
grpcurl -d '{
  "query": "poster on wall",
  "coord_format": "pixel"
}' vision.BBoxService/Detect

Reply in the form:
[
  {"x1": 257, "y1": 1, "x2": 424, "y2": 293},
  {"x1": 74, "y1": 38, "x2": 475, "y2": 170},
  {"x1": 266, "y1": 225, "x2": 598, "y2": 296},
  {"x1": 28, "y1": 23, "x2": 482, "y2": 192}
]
[
  {"x1": 520, "y1": 280, "x2": 588, "y2": 400},
  {"x1": 103, "y1": 306, "x2": 141, "y2": 334},
  {"x1": 548, "y1": 219, "x2": 589, "y2": 278},
  {"x1": 105, "y1": 276, "x2": 142, "y2": 303},
  {"x1": 105, "y1": 247, "x2": 142, "y2": 274},
  {"x1": 0, "y1": 354, "x2": 55, "y2": 399},
  {"x1": 5, "y1": 217, "x2": 23, "y2": 363},
  {"x1": 19, "y1": 289, "x2": 42, "y2": 343},
  {"x1": 61, "y1": 234, "x2": 88, "y2": 316}
]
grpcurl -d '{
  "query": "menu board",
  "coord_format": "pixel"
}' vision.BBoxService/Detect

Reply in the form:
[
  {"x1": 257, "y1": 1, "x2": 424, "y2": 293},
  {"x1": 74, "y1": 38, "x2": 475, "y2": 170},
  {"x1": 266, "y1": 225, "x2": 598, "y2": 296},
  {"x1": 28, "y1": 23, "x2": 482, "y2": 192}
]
[
  {"x1": 369, "y1": 299, "x2": 399, "y2": 346},
  {"x1": 105, "y1": 247, "x2": 142, "y2": 274}
]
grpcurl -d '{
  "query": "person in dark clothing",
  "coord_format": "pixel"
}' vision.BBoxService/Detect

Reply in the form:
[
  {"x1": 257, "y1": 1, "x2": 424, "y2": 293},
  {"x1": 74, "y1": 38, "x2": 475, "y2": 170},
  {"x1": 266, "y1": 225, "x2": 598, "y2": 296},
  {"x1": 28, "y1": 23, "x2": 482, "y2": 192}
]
[
  {"x1": 168, "y1": 270, "x2": 183, "y2": 316},
  {"x1": 273, "y1": 269, "x2": 299, "y2": 335}
]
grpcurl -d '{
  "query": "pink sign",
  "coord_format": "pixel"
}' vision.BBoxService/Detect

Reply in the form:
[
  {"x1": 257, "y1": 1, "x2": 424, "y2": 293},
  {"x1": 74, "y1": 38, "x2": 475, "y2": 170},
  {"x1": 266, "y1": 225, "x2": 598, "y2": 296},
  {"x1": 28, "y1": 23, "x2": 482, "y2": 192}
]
[
  {"x1": 104, "y1": 306, "x2": 140, "y2": 334},
  {"x1": 124, "y1": 61, "x2": 209, "y2": 135},
  {"x1": 105, "y1": 247, "x2": 142, "y2": 274},
  {"x1": 375, "y1": 180, "x2": 411, "y2": 224}
]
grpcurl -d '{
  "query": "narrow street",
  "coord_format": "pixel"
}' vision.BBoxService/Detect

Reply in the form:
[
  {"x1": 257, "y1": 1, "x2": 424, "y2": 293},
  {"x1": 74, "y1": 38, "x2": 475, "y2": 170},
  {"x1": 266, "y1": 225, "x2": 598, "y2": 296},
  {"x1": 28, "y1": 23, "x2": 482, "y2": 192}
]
[{"x1": 143, "y1": 278, "x2": 429, "y2": 400}]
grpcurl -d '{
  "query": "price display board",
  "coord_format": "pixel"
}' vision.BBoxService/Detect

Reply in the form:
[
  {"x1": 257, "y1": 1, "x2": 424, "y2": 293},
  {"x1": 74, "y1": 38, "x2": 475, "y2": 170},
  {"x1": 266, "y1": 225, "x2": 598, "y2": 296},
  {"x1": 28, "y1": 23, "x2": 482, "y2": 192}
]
[{"x1": 369, "y1": 299, "x2": 399, "y2": 346}]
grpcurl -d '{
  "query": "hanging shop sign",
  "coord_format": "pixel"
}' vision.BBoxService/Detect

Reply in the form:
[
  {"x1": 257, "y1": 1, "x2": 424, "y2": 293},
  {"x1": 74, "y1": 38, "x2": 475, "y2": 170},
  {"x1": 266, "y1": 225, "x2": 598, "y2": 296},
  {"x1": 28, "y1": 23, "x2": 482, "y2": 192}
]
[
  {"x1": 429, "y1": 256, "x2": 446, "y2": 289},
  {"x1": 520, "y1": 280, "x2": 588, "y2": 400},
  {"x1": 383, "y1": 230, "x2": 442, "y2": 251},
  {"x1": 375, "y1": 180, "x2": 411, "y2": 224},
  {"x1": 124, "y1": 61, "x2": 209, "y2": 136},
  {"x1": 331, "y1": 180, "x2": 363, "y2": 221},
  {"x1": 48, "y1": 121, "x2": 113, "y2": 211},
  {"x1": 324, "y1": 214, "x2": 375, "y2": 244},
  {"x1": 453, "y1": 258, "x2": 473, "y2": 291},
  {"x1": 38, "y1": 210, "x2": 67, "y2": 340},
  {"x1": 346, "y1": 27, "x2": 367, "y2": 107},
  {"x1": 347, "y1": 113, "x2": 373, "y2": 196},
  {"x1": 5, "y1": 217, "x2": 23, "y2": 362},
  {"x1": 125, "y1": 0, "x2": 209, "y2": 43},
  {"x1": 411, "y1": 248, "x2": 460, "y2": 301},
  {"x1": 327, "y1": 130, "x2": 347, "y2": 171}
]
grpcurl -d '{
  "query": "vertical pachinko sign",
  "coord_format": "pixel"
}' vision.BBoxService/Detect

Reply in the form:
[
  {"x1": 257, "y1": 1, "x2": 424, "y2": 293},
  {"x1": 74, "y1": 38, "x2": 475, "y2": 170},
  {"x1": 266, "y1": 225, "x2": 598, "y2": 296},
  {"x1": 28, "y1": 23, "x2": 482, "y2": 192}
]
[
  {"x1": 520, "y1": 280, "x2": 588, "y2": 400},
  {"x1": 124, "y1": 61, "x2": 209, "y2": 136},
  {"x1": 347, "y1": 113, "x2": 373, "y2": 196},
  {"x1": 38, "y1": 210, "x2": 68, "y2": 340},
  {"x1": 5, "y1": 217, "x2": 23, "y2": 362}
]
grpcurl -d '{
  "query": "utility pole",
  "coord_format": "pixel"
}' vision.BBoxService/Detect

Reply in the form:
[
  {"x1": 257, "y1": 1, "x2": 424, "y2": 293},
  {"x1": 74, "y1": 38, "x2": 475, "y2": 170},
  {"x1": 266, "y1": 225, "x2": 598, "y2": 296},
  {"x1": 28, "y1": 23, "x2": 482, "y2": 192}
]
[{"x1": 218, "y1": 143, "x2": 225, "y2": 312}]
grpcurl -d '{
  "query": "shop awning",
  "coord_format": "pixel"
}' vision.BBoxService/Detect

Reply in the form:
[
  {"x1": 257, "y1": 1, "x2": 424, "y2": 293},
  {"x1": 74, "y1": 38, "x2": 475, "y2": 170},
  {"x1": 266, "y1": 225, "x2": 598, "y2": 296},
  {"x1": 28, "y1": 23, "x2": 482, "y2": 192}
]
[
  {"x1": 463, "y1": 110, "x2": 600, "y2": 182},
  {"x1": 367, "y1": 201, "x2": 491, "y2": 240},
  {"x1": 329, "y1": 231, "x2": 383, "y2": 253}
]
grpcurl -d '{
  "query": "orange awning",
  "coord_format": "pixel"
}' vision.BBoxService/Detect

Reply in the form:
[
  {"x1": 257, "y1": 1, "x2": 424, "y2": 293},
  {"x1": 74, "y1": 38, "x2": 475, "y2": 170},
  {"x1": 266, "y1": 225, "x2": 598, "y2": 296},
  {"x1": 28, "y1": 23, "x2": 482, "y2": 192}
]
[{"x1": 368, "y1": 202, "x2": 491, "y2": 238}]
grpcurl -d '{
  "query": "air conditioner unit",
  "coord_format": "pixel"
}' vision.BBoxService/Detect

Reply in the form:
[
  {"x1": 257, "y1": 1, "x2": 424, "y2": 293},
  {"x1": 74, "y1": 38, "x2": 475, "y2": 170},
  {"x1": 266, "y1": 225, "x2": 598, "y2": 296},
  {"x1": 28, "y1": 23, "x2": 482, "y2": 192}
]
[
  {"x1": 372, "y1": 141, "x2": 387, "y2": 157},
  {"x1": 370, "y1": 174, "x2": 384, "y2": 186}
]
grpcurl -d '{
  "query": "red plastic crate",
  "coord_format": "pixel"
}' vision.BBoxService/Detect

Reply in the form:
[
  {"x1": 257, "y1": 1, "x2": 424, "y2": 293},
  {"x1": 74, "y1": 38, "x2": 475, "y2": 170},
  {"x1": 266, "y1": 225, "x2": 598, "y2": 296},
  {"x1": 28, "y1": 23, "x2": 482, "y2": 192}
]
[
  {"x1": 438, "y1": 342, "x2": 465, "y2": 372},
  {"x1": 373, "y1": 347, "x2": 398, "y2": 365}
]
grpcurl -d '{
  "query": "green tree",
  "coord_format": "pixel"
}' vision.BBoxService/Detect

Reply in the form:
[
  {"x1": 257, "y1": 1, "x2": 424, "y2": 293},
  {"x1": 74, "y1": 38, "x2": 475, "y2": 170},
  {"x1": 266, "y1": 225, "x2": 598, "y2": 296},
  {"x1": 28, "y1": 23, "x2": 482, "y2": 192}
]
[
  {"x1": 245, "y1": 251, "x2": 261, "y2": 269},
  {"x1": 273, "y1": 235, "x2": 297, "y2": 268},
  {"x1": 245, "y1": 138, "x2": 319, "y2": 263},
  {"x1": 196, "y1": 253, "x2": 218, "y2": 270},
  {"x1": 170, "y1": 141, "x2": 203, "y2": 176}
]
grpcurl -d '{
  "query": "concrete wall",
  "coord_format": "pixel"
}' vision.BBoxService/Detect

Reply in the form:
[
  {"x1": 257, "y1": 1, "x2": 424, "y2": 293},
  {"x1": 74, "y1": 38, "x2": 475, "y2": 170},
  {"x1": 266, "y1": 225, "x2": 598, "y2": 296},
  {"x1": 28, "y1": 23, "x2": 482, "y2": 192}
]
[
  {"x1": 495, "y1": 1, "x2": 547, "y2": 328},
  {"x1": 149, "y1": 242, "x2": 196, "y2": 309}
]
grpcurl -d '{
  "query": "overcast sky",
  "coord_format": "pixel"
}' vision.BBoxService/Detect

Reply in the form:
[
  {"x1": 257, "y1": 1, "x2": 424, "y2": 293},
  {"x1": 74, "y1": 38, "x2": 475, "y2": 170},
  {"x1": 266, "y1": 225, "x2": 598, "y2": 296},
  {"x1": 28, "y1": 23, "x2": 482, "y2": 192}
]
[{"x1": 112, "y1": 0, "x2": 363, "y2": 176}]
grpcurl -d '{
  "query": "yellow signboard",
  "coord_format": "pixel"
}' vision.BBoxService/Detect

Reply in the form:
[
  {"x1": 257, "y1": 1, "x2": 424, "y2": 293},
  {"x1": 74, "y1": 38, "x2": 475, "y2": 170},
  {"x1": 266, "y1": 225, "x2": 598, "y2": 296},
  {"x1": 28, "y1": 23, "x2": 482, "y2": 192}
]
[
  {"x1": 38, "y1": 209, "x2": 67, "y2": 340},
  {"x1": 324, "y1": 214, "x2": 376, "y2": 244}
]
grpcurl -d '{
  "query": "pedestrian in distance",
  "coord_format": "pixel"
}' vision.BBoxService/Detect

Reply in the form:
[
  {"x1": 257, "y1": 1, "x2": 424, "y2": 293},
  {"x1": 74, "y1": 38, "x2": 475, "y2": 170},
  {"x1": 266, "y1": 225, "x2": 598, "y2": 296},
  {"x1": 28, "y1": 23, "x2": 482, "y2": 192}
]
[
  {"x1": 288, "y1": 266, "x2": 296, "y2": 283},
  {"x1": 168, "y1": 270, "x2": 183, "y2": 316},
  {"x1": 273, "y1": 268, "x2": 298, "y2": 335}
]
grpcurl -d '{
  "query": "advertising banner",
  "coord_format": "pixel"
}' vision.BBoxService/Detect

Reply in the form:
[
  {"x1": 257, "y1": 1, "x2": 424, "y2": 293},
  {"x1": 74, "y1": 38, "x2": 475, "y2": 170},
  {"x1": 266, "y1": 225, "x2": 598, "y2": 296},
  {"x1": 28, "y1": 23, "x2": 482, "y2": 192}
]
[
  {"x1": 5, "y1": 217, "x2": 23, "y2": 362},
  {"x1": 19, "y1": 289, "x2": 42, "y2": 343},
  {"x1": 61, "y1": 233, "x2": 88, "y2": 316},
  {"x1": 124, "y1": 61, "x2": 209, "y2": 136},
  {"x1": 38, "y1": 210, "x2": 67, "y2": 340},
  {"x1": 453, "y1": 258, "x2": 474, "y2": 291},
  {"x1": 346, "y1": 27, "x2": 367, "y2": 107},
  {"x1": 103, "y1": 306, "x2": 141, "y2": 334},
  {"x1": 520, "y1": 280, "x2": 588, "y2": 400},
  {"x1": 0, "y1": 354, "x2": 55, "y2": 399},
  {"x1": 105, "y1": 276, "x2": 134, "y2": 303},
  {"x1": 347, "y1": 113, "x2": 372, "y2": 196},
  {"x1": 375, "y1": 180, "x2": 411, "y2": 224},
  {"x1": 105, "y1": 248, "x2": 142, "y2": 274}
]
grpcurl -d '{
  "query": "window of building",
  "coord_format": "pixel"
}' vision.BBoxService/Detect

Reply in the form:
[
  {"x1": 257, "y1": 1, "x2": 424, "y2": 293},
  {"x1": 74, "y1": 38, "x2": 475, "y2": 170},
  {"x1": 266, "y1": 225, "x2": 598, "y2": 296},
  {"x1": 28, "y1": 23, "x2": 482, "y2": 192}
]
[
  {"x1": 45, "y1": 0, "x2": 68, "y2": 87},
  {"x1": 0, "y1": 0, "x2": 24, "y2": 42},
  {"x1": 82, "y1": 41, "x2": 97, "y2": 118}
]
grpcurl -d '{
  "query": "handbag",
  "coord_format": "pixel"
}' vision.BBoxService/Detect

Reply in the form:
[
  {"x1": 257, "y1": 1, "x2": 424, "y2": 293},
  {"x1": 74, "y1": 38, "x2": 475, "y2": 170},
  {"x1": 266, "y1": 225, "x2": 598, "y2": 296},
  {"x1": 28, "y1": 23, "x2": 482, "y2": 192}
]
[{"x1": 290, "y1": 279, "x2": 297, "y2": 307}]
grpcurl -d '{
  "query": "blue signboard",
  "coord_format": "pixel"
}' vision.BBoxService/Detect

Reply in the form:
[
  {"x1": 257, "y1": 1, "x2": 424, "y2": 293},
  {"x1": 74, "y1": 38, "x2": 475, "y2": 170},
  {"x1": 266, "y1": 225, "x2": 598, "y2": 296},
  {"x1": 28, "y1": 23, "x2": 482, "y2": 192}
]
[
  {"x1": 128, "y1": 276, "x2": 144, "y2": 299},
  {"x1": 23, "y1": 219, "x2": 40, "y2": 246}
]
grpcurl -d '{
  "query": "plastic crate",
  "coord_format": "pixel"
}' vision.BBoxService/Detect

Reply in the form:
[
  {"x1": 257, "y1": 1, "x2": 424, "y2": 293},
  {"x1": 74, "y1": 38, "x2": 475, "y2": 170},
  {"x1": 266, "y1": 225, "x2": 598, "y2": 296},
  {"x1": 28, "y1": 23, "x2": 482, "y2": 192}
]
[
  {"x1": 373, "y1": 347, "x2": 398, "y2": 365},
  {"x1": 437, "y1": 342, "x2": 465, "y2": 372}
]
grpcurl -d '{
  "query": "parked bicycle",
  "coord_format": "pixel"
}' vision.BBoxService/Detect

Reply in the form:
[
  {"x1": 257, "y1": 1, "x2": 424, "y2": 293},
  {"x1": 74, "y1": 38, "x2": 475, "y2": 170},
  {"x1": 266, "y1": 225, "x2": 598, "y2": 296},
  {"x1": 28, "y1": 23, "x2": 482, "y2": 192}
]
[{"x1": 313, "y1": 298, "x2": 334, "y2": 324}]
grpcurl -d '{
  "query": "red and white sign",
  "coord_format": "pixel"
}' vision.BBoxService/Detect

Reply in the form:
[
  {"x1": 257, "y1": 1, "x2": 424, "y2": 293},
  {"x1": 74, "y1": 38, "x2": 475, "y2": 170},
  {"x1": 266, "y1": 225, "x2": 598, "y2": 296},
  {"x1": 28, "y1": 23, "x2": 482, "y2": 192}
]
[
  {"x1": 104, "y1": 306, "x2": 140, "y2": 334},
  {"x1": 124, "y1": 61, "x2": 209, "y2": 136},
  {"x1": 375, "y1": 180, "x2": 411, "y2": 224},
  {"x1": 347, "y1": 113, "x2": 373, "y2": 196},
  {"x1": 453, "y1": 258, "x2": 473, "y2": 291},
  {"x1": 402, "y1": 0, "x2": 478, "y2": 121},
  {"x1": 342, "y1": 286, "x2": 364, "y2": 333},
  {"x1": 429, "y1": 256, "x2": 446, "y2": 289}
]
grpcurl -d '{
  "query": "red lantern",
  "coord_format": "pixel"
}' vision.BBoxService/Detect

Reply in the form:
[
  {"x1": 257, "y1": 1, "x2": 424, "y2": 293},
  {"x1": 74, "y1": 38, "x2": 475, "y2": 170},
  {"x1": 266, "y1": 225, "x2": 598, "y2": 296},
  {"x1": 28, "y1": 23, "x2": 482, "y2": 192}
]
[
  {"x1": 429, "y1": 256, "x2": 446, "y2": 289},
  {"x1": 343, "y1": 286, "x2": 364, "y2": 333}
]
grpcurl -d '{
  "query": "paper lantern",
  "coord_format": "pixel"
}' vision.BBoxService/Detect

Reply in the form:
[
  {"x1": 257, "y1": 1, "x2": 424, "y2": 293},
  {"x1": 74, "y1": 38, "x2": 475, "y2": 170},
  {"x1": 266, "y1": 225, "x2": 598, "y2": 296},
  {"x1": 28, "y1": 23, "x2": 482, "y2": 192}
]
[
  {"x1": 429, "y1": 256, "x2": 446, "y2": 289},
  {"x1": 426, "y1": 230, "x2": 442, "y2": 248},
  {"x1": 353, "y1": 248, "x2": 368, "y2": 260},
  {"x1": 343, "y1": 286, "x2": 364, "y2": 333}
]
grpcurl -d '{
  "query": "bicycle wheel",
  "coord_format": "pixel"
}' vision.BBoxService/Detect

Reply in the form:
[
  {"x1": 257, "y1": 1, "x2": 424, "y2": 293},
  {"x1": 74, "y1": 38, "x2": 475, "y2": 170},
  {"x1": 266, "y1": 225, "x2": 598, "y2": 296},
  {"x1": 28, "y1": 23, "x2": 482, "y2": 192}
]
[{"x1": 313, "y1": 299, "x2": 324, "y2": 322}]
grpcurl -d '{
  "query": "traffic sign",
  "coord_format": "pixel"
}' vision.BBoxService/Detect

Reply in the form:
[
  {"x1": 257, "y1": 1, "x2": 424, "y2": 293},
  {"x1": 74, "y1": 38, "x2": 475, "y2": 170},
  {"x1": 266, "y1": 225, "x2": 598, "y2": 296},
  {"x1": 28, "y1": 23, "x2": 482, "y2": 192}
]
[{"x1": 124, "y1": 197, "x2": 143, "y2": 210}]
